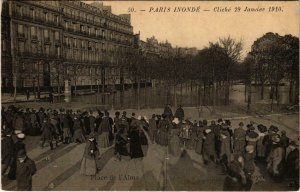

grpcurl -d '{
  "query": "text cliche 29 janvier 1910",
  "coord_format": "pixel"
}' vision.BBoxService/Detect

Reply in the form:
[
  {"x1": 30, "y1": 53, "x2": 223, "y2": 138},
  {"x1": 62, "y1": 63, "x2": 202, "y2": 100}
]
[{"x1": 127, "y1": 6, "x2": 284, "y2": 13}]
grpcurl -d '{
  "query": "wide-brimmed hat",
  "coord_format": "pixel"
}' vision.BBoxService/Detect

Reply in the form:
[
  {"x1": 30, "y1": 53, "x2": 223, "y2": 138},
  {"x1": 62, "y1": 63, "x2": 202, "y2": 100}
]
[
  {"x1": 257, "y1": 124, "x2": 267, "y2": 133},
  {"x1": 17, "y1": 149, "x2": 27, "y2": 158},
  {"x1": 269, "y1": 125, "x2": 279, "y2": 133}
]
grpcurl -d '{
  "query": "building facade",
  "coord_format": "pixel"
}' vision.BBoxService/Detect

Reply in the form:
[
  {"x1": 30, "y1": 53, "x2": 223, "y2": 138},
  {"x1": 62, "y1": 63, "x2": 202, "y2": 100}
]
[{"x1": 1, "y1": 0, "x2": 136, "y2": 93}]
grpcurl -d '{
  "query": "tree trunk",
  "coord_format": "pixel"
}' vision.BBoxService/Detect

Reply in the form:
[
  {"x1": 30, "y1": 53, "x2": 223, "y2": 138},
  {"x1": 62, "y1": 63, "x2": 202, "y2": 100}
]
[
  {"x1": 247, "y1": 84, "x2": 251, "y2": 112},
  {"x1": 289, "y1": 80, "x2": 294, "y2": 104},
  {"x1": 261, "y1": 82, "x2": 264, "y2": 99}
]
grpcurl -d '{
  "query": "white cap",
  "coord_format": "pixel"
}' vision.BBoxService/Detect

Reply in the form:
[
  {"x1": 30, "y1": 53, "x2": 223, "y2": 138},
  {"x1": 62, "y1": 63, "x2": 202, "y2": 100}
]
[
  {"x1": 17, "y1": 133, "x2": 25, "y2": 139},
  {"x1": 172, "y1": 118, "x2": 180, "y2": 125},
  {"x1": 205, "y1": 129, "x2": 212, "y2": 134}
]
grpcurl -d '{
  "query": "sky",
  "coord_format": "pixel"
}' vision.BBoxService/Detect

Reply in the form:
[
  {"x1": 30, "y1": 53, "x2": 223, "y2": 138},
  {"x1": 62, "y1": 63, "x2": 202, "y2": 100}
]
[{"x1": 87, "y1": 1, "x2": 299, "y2": 57}]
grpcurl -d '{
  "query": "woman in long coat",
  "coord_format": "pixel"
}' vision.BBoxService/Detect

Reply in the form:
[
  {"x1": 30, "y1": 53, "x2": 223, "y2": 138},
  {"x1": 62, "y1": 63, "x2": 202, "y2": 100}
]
[
  {"x1": 129, "y1": 127, "x2": 144, "y2": 159},
  {"x1": 158, "y1": 114, "x2": 170, "y2": 147},
  {"x1": 168, "y1": 118, "x2": 181, "y2": 157},
  {"x1": 115, "y1": 127, "x2": 130, "y2": 160},
  {"x1": 202, "y1": 129, "x2": 216, "y2": 164},
  {"x1": 73, "y1": 116, "x2": 86, "y2": 143},
  {"x1": 98, "y1": 112, "x2": 111, "y2": 148},
  {"x1": 195, "y1": 122, "x2": 205, "y2": 155},
  {"x1": 80, "y1": 134, "x2": 100, "y2": 176},
  {"x1": 148, "y1": 114, "x2": 157, "y2": 143}
]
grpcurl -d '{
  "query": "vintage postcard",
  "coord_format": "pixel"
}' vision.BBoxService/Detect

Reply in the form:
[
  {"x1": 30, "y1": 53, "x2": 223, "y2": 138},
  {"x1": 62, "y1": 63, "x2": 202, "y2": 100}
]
[{"x1": 1, "y1": 0, "x2": 299, "y2": 191}]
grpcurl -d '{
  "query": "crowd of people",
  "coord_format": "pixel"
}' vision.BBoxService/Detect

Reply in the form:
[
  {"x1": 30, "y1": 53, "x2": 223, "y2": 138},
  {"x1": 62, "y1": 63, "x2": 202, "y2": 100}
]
[{"x1": 1, "y1": 104, "x2": 299, "y2": 191}]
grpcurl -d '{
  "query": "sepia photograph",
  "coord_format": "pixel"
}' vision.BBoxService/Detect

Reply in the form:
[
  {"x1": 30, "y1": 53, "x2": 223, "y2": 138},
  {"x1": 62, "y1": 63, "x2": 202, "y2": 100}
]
[{"x1": 1, "y1": 0, "x2": 299, "y2": 191}]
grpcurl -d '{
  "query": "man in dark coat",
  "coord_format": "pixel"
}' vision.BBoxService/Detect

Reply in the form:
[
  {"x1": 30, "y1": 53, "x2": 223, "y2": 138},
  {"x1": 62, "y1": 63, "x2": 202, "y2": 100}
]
[
  {"x1": 40, "y1": 119, "x2": 54, "y2": 149},
  {"x1": 202, "y1": 129, "x2": 216, "y2": 164},
  {"x1": 284, "y1": 141, "x2": 299, "y2": 189},
  {"x1": 280, "y1": 130, "x2": 290, "y2": 158},
  {"x1": 243, "y1": 145, "x2": 255, "y2": 191},
  {"x1": 16, "y1": 149, "x2": 37, "y2": 191},
  {"x1": 163, "y1": 104, "x2": 173, "y2": 120},
  {"x1": 83, "y1": 112, "x2": 90, "y2": 135},
  {"x1": 89, "y1": 111, "x2": 96, "y2": 134},
  {"x1": 234, "y1": 122, "x2": 246, "y2": 156},
  {"x1": 1, "y1": 130, "x2": 14, "y2": 175},
  {"x1": 149, "y1": 114, "x2": 157, "y2": 143},
  {"x1": 174, "y1": 105, "x2": 184, "y2": 121}
]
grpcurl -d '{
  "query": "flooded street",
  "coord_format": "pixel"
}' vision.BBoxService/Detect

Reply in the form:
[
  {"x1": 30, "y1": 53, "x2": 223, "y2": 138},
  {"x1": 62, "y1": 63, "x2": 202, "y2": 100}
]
[{"x1": 58, "y1": 83, "x2": 294, "y2": 110}]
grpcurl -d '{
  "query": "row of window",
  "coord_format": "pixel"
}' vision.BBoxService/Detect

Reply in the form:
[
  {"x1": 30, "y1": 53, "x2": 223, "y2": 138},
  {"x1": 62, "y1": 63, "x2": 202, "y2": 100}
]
[
  {"x1": 17, "y1": 22, "x2": 133, "y2": 46},
  {"x1": 18, "y1": 41, "x2": 61, "y2": 57},
  {"x1": 15, "y1": 4, "x2": 60, "y2": 25},
  {"x1": 62, "y1": 5, "x2": 132, "y2": 32},
  {"x1": 14, "y1": 2, "x2": 132, "y2": 33},
  {"x1": 64, "y1": 20, "x2": 133, "y2": 43},
  {"x1": 17, "y1": 24, "x2": 60, "y2": 41}
]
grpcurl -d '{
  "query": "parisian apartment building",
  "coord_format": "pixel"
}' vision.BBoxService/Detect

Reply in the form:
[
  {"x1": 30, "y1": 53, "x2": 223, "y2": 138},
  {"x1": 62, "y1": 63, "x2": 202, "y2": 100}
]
[{"x1": 1, "y1": 1, "x2": 198, "y2": 93}]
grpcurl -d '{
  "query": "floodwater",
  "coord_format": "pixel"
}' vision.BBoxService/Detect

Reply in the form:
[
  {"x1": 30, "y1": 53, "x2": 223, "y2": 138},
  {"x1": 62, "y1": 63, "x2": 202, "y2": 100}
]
[{"x1": 56, "y1": 84, "x2": 294, "y2": 110}]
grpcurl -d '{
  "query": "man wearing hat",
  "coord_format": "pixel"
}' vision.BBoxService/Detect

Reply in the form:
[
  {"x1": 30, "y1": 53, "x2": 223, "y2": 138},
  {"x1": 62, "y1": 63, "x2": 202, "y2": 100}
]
[
  {"x1": 80, "y1": 133, "x2": 100, "y2": 176},
  {"x1": 266, "y1": 135, "x2": 284, "y2": 182},
  {"x1": 263, "y1": 127, "x2": 277, "y2": 158},
  {"x1": 16, "y1": 149, "x2": 36, "y2": 190},
  {"x1": 202, "y1": 128, "x2": 216, "y2": 165},
  {"x1": 234, "y1": 122, "x2": 246, "y2": 156},
  {"x1": 284, "y1": 141, "x2": 299, "y2": 189},
  {"x1": 8, "y1": 132, "x2": 26, "y2": 180},
  {"x1": 220, "y1": 123, "x2": 232, "y2": 170}
]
